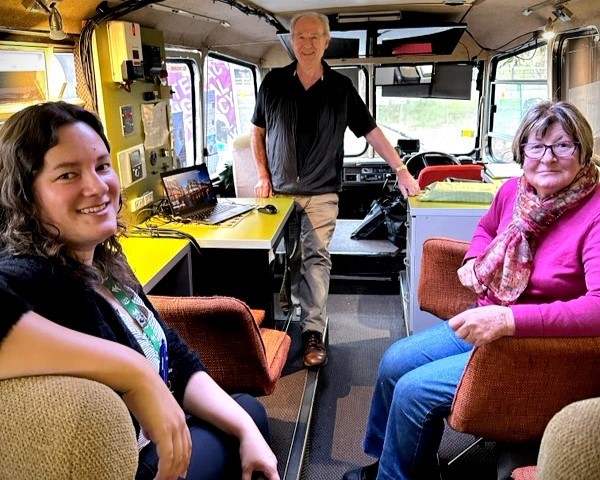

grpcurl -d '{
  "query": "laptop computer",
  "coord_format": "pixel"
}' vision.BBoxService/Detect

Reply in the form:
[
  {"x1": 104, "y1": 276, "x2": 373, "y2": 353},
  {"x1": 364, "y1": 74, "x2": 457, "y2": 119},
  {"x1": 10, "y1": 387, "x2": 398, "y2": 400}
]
[{"x1": 160, "y1": 164, "x2": 254, "y2": 224}]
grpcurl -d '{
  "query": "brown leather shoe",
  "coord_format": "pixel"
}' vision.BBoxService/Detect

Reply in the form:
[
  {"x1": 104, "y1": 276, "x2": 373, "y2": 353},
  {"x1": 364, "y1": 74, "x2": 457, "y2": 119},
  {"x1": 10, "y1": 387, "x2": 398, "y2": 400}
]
[{"x1": 302, "y1": 330, "x2": 327, "y2": 367}]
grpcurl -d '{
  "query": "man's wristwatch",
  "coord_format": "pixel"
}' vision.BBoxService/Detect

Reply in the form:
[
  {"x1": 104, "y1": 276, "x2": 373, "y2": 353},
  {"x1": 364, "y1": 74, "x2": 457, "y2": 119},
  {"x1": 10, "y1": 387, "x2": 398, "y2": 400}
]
[{"x1": 395, "y1": 164, "x2": 408, "y2": 173}]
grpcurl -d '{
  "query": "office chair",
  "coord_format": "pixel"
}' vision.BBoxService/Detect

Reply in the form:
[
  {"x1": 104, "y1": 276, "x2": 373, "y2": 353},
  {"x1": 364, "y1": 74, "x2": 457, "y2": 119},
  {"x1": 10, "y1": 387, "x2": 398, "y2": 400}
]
[
  {"x1": 149, "y1": 295, "x2": 291, "y2": 396},
  {"x1": 417, "y1": 164, "x2": 484, "y2": 190},
  {"x1": 417, "y1": 237, "x2": 600, "y2": 477}
]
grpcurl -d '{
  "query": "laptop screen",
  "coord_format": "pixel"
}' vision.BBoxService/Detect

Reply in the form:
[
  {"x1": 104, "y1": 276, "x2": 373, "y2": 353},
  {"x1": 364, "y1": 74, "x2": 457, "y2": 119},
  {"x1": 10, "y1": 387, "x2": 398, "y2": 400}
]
[{"x1": 160, "y1": 164, "x2": 217, "y2": 217}]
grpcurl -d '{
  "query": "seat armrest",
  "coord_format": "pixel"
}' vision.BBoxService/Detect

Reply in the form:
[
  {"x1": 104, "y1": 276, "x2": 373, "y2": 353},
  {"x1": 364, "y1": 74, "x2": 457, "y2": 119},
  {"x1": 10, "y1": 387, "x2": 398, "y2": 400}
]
[
  {"x1": 535, "y1": 397, "x2": 600, "y2": 479},
  {"x1": 448, "y1": 336, "x2": 600, "y2": 442},
  {"x1": 149, "y1": 295, "x2": 290, "y2": 395},
  {"x1": 418, "y1": 237, "x2": 476, "y2": 320},
  {"x1": 0, "y1": 375, "x2": 137, "y2": 479}
]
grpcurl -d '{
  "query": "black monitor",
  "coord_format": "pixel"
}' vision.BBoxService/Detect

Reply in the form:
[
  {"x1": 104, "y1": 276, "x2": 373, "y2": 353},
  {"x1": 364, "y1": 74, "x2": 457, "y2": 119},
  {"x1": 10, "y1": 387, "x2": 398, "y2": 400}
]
[
  {"x1": 430, "y1": 63, "x2": 474, "y2": 100},
  {"x1": 378, "y1": 62, "x2": 475, "y2": 100}
]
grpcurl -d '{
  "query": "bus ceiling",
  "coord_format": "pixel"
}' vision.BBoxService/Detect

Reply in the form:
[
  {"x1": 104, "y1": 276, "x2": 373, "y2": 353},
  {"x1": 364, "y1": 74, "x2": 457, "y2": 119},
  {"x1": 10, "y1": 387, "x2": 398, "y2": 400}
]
[{"x1": 0, "y1": 0, "x2": 598, "y2": 66}]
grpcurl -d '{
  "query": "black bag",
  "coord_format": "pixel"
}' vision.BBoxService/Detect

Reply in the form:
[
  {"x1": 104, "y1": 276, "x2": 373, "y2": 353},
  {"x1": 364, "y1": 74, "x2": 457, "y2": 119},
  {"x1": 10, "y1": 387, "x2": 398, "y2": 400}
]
[
  {"x1": 350, "y1": 199, "x2": 388, "y2": 240},
  {"x1": 351, "y1": 185, "x2": 407, "y2": 249},
  {"x1": 379, "y1": 191, "x2": 407, "y2": 248}
]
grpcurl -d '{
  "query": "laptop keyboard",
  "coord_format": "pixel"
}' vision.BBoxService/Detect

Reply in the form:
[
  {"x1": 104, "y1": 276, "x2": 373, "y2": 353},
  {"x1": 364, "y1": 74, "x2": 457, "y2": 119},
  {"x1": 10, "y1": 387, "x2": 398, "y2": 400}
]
[{"x1": 190, "y1": 202, "x2": 236, "y2": 221}]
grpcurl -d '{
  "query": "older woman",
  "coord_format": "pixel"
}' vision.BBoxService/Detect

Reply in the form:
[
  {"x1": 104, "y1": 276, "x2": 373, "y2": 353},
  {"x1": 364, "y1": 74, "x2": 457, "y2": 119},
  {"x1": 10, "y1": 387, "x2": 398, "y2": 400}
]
[
  {"x1": 344, "y1": 101, "x2": 600, "y2": 480},
  {"x1": 0, "y1": 102, "x2": 280, "y2": 480}
]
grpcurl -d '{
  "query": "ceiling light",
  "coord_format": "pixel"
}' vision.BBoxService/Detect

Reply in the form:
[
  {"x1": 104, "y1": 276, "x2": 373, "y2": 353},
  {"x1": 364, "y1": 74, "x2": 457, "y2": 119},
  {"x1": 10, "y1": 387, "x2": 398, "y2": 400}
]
[
  {"x1": 48, "y1": 3, "x2": 66, "y2": 40},
  {"x1": 553, "y1": 5, "x2": 573, "y2": 22},
  {"x1": 336, "y1": 12, "x2": 402, "y2": 23},
  {"x1": 542, "y1": 17, "x2": 555, "y2": 40},
  {"x1": 522, "y1": 0, "x2": 571, "y2": 16},
  {"x1": 147, "y1": 4, "x2": 230, "y2": 28},
  {"x1": 29, "y1": 0, "x2": 66, "y2": 40}
]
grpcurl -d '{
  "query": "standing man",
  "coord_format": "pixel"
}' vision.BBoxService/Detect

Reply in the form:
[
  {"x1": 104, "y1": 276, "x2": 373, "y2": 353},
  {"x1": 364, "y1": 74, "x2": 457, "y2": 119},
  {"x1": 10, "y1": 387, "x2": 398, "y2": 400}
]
[{"x1": 250, "y1": 12, "x2": 420, "y2": 368}]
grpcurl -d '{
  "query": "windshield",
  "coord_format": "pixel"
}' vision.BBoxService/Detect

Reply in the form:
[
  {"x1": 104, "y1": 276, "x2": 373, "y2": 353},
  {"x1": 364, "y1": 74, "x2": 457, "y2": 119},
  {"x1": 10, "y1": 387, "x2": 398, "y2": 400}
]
[{"x1": 375, "y1": 65, "x2": 480, "y2": 156}]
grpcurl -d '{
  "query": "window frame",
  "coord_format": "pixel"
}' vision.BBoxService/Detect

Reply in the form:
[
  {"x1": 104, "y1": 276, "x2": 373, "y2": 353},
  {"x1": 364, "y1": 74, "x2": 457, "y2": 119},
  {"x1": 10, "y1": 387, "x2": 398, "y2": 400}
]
[
  {"x1": 332, "y1": 64, "x2": 370, "y2": 157},
  {"x1": 0, "y1": 42, "x2": 82, "y2": 122},
  {"x1": 165, "y1": 57, "x2": 200, "y2": 168},
  {"x1": 203, "y1": 52, "x2": 258, "y2": 176},
  {"x1": 486, "y1": 40, "x2": 550, "y2": 162}
]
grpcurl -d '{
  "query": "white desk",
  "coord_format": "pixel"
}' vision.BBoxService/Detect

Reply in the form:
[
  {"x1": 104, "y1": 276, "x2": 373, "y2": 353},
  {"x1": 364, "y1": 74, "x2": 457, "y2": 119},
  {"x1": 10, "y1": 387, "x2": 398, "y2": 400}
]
[{"x1": 401, "y1": 197, "x2": 490, "y2": 334}]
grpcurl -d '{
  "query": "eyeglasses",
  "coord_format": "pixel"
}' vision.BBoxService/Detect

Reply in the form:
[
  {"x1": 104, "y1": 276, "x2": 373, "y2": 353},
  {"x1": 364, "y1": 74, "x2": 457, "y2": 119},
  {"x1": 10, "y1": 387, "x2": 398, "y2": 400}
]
[
  {"x1": 292, "y1": 33, "x2": 326, "y2": 43},
  {"x1": 521, "y1": 141, "x2": 580, "y2": 160}
]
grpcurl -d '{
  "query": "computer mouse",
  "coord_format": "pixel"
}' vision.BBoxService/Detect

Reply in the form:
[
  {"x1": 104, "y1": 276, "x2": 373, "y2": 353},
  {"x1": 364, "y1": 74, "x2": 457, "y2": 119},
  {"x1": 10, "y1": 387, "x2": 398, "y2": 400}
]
[{"x1": 258, "y1": 204, "x2": 278, "y2": 215}]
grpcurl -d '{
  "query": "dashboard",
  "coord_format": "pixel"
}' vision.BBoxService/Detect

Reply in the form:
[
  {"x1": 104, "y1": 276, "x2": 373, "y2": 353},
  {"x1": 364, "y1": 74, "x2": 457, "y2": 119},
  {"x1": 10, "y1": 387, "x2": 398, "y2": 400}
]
[{"x1": 342, "y1": 158, "x2": 395, "y2": 186}]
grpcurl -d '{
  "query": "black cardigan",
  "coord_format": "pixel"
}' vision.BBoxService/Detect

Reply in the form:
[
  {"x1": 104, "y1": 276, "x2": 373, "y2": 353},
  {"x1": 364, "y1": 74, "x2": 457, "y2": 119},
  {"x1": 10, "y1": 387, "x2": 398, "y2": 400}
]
[{"x1": 0, "y1": 253, "x2": 205, "y2": 434}]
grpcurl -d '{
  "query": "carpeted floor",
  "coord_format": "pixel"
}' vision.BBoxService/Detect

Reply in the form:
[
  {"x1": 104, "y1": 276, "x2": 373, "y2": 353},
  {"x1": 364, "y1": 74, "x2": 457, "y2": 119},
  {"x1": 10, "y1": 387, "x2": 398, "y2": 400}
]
[
  {"x1": 298, "y1": 290, "x2": 498, "y2": 480},
  {"x1": 300, "y1": 292, "x2": 405, "y2": 480}
]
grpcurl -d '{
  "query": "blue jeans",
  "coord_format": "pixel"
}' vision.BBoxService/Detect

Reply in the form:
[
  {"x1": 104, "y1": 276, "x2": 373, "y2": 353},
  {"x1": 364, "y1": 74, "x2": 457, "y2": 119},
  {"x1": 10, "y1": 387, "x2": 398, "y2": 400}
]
[{"x1": 363, "y1": 321, "x2": 473, "y2": 480}]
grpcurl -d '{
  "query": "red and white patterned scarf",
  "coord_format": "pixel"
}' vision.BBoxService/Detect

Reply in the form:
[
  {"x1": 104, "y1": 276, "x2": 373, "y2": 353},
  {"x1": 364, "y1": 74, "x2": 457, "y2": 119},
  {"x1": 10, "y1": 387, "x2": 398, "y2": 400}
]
[{"x1": 473, "y1": 162, "x2": 599, "y2": 305}]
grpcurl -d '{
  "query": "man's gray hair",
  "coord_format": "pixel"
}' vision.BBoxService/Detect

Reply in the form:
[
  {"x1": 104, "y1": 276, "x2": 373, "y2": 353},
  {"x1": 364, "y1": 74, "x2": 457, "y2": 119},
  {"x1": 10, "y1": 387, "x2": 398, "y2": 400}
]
[{"x1": 290, "y1": 12, "x2": 331, "y2": 38}]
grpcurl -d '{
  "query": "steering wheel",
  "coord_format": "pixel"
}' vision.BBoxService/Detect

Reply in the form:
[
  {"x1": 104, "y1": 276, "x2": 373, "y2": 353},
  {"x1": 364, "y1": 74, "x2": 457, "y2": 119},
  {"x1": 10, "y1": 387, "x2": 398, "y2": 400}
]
[{"x1": 404, "y1": 151, "x2": 461, "y2": 179}]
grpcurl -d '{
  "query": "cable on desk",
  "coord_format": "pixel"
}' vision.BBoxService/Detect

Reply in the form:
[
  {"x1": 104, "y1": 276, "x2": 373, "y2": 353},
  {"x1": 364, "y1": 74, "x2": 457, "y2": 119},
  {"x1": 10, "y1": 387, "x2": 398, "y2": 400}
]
[
  {"x1": 127, "y1": 226, "x2": 203, "y2": 257},
  {"x1": 133, "y1": 196, "x2": 171, "y2": 224}
]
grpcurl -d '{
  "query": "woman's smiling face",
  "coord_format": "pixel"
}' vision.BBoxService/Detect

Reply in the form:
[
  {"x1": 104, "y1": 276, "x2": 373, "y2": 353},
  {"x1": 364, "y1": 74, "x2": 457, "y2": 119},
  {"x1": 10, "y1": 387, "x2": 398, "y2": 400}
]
[
  {"x1": 32, "y1": 121, "x2": 120, "y2": 264},
  {"x1": 522, "y1": 122, "x2": 582, "y2": 198}
]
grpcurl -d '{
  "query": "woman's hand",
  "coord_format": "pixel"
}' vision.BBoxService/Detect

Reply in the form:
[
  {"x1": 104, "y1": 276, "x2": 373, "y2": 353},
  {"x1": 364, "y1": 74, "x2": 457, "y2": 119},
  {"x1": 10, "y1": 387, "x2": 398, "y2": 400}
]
[
  {"x1": 457, "y1": 258, "x2": 487, "y2": 296},
  {"x1": 239, "y1": 427, "x2": 280, "y2": 480},
  {"x1": 448, "y1": 305, "x2": 515, "y2": 347},
  {"x1": 121, "y1": 372, "x2": 191, "y2": 480}
]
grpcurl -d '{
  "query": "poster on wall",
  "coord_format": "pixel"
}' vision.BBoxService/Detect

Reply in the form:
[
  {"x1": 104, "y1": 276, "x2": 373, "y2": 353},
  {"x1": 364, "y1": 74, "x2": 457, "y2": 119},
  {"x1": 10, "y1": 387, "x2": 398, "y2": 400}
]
[{"x1": 141, "y1": 102, "x2": 169, "y2": 149}]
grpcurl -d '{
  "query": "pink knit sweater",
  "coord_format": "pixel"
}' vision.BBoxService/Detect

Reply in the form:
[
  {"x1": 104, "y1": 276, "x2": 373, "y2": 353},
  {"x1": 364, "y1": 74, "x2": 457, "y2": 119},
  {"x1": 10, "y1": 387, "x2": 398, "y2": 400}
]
[{"x1": 466, "y1": 177, "x2": 600, "y2": 337}]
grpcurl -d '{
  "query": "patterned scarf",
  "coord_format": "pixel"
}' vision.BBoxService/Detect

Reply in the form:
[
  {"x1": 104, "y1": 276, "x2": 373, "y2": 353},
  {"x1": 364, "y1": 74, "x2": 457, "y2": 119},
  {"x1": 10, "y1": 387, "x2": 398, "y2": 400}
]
[{"x1": 473, "y1": 162, "x2": 599, "y2": 305}]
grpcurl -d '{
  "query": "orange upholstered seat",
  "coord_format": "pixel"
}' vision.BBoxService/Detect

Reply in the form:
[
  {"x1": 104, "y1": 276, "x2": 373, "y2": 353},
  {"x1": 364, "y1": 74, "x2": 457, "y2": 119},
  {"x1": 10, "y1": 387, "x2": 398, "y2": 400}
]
[{"x1": 149, "y1": 295, "x2": 291, "y2": 396}]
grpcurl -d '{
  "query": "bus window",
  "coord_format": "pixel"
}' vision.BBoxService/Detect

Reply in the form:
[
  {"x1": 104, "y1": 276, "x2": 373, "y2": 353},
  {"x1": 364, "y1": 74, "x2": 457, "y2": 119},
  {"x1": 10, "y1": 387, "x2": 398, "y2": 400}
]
[
  {"x1": 53, "y1": 51, "x2": 78, "y2": 100},
  {"x1": 204, "y1": 54, "x2": 257, "y2": 176},
  {"x1": 488, "y1": 43, "x2": 549, "y2": 162},
  {"x1": 559, "y1": 29, "x2": 600, "y2": 159},
  {"x1": 166, "y1": 59, "x2": 197, "y2": 168},
  {"x1": 0, "y1": 49, "x2": 47, "y2": 108},
  {"x1": 0, "y1": 47, "x2": 79, "y2": 121},
  {"x1": 334, "y1": 65, "x2": 369, "y2": 156},
  {"x1": 375, "y1": 63, "x2": 480, "y2": 156}
]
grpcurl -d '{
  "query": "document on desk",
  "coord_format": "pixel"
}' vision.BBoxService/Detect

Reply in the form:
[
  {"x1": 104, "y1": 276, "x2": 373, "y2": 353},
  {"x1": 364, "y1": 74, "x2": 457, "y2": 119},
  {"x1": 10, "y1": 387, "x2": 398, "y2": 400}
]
[
  {"x1": 420, "y1": 181, "x2": 498, "y2": 203},
  {"x1": 484, "y1": 162, "x2": 523, "y2": 179}
]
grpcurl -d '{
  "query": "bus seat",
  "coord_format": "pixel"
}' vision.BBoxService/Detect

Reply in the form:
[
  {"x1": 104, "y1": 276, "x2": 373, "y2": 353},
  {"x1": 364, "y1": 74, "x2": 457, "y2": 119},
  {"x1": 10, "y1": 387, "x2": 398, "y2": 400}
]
[
  {"x1": 417, "y1": 164, "x2": 484, "y2": 189},
  {"x1": 512, "y1": 397, "x2": 600, "y2": 480},
  {"x1": 149, "y1": 295, "x2": 291, "y2": 396},
  {"x1": 0, "y1": 375, "x2": 138, "y2": 479},
  {"x1": 417, "y1": 237, "x2": 600, "y2": 469},
  {"x1": 232, "y1": 133, "x2": 258, "y2": 198}
]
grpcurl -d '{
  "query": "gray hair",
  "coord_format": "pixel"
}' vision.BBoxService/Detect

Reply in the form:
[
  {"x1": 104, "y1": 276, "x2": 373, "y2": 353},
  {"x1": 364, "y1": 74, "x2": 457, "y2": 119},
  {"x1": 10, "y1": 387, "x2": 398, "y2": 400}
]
[{"x1": 290, "y1": 12, "x2": 331, "y2": 39}]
